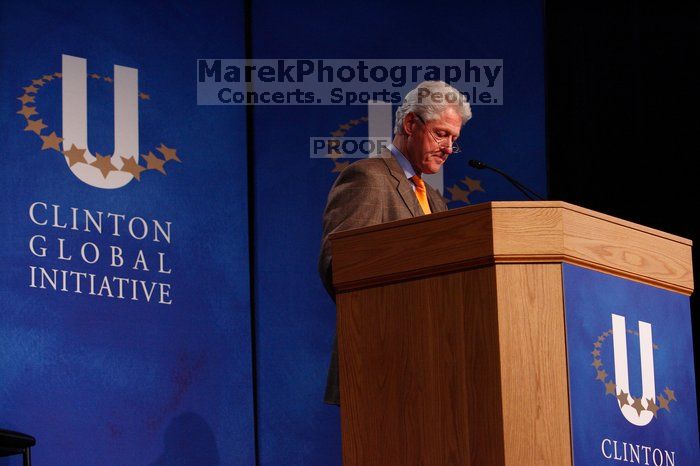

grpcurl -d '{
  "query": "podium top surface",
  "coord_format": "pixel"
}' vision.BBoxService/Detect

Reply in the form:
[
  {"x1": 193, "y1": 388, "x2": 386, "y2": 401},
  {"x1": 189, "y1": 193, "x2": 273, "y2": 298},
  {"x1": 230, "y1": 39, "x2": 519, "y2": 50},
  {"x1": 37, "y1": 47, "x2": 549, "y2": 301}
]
[{"x1": 330, "y1": 201, "x2": 694, "y2": 295}]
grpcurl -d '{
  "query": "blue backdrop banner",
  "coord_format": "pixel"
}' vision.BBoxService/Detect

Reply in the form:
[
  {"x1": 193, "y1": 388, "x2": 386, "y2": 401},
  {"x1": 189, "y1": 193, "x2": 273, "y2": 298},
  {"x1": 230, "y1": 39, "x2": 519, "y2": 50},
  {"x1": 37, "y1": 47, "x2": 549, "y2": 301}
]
[
  {"x1": 250, "y1": 0, "x2": 546, "y2": 464},
  {"x1": 2, "y1": 1, "x2": 549, "y2": 465},
  {"x1": 0, "y1": 1, "x2": 255, "y2": 464}
]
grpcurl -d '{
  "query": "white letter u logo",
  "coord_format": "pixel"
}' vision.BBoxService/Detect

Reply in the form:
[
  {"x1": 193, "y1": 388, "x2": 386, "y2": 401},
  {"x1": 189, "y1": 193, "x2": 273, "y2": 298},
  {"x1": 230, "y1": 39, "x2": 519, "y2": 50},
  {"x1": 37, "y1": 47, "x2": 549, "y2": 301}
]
[
  {"x1": 62, "y1": 54, "x2": 139, "y2": 189},
  {"x1": 611, "y1": 313, "x2": 656, "y2": 426}
]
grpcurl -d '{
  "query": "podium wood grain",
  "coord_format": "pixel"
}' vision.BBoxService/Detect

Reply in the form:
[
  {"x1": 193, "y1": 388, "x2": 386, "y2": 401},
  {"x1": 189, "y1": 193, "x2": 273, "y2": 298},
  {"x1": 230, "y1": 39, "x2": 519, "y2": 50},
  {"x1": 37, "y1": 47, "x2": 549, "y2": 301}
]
[
  {"x1": 332, "y1": 201, "x2": 693, "y2": 466},
  {"x1": 338, "y1": 264, "x2": 572, "y2": 465},
  {"x1": 495, "y1": 264, "x2": 571, "y2": 465},
  {"x1": 338, "y1": 267, "x2": 505, "y2": 465},
  {"x1": 332, "y1": 201, "x2": 692, "y2": 295}
]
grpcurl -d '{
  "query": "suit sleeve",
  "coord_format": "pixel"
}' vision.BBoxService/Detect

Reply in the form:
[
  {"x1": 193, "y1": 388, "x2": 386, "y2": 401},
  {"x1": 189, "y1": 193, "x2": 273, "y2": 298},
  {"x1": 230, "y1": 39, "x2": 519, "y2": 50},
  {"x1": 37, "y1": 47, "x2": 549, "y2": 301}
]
[{"x1": 318, "y1": 163, "x2": 384, "y2": 299}]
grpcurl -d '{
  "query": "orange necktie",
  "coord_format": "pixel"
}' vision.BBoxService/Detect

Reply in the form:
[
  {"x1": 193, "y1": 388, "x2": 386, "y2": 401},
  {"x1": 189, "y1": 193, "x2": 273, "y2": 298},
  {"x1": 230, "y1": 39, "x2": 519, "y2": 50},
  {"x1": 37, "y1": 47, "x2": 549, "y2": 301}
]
[{"x1": 411, "y1": 175, "x2": 431, "y2": 215}]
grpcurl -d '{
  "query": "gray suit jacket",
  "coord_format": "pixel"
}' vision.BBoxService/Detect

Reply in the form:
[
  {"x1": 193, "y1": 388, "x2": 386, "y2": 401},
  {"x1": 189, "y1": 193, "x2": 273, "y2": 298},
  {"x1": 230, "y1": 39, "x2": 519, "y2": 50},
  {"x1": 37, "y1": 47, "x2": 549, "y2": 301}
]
[{"x1": 318, "y1": 151, "x2": 449, "y2": 405}]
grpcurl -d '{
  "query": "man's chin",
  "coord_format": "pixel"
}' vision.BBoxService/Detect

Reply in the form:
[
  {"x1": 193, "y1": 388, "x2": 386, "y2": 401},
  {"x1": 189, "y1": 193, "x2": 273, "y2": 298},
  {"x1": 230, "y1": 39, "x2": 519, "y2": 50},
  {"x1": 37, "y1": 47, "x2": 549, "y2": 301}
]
[{"x1": 422, "y1": 164, "x2": 442, "y2": 175}]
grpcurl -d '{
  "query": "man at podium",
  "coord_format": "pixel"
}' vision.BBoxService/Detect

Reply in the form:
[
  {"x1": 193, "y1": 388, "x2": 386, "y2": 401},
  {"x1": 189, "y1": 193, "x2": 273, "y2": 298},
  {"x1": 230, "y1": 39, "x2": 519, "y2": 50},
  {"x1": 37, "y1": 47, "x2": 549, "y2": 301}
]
[{"x1": 318, "y1": 80, "x2": 473, "y2": 405}]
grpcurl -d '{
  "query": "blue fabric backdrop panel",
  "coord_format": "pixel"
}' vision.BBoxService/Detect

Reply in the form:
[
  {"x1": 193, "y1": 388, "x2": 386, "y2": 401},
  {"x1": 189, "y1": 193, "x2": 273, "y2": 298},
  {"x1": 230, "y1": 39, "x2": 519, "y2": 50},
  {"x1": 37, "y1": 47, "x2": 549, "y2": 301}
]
[
  {"x1": 0, "y1": 1, "x2": 254, "y2": 465},
  {"x1": 563, "y1": 264, "x2": 699, "y2": 465},
  {"x1": 251, "y1": 1, "x2": 546, "y2": 464}
]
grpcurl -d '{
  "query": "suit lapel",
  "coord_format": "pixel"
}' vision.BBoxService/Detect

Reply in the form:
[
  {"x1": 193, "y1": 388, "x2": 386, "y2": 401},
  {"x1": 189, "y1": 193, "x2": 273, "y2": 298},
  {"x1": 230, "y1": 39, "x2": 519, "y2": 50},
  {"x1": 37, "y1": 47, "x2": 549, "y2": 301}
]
[
  {"x1": 426, "y1": 185, "x2": 446, "y2": 213},
  {"x1": 381, "y1": 150, "x2": 424, "y2": 218},
  {"x1": 427, "y1": 189, "x2": 438, "y2": 213}
]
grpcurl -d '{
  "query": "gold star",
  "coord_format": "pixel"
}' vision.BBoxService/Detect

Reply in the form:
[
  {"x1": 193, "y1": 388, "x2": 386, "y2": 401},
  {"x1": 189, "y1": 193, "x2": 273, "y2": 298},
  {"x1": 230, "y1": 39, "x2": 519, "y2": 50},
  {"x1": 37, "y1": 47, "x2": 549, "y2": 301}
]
[
  {"x1": 31, "y1": 78, "x2": 45, "y2": 86},
  {"x1": 331, "y1": 130, "x2": 345, "y2": 137},
  {"x1": 139, "y1": 92, "x2": 150, "y2": 100},
  {"x1": 447, "y1": 184, "x2": 471, "y2": 204},
  {"x1": 53, "y1": 72, "x2": 62, "y2": 78},
  {"x1": 91, "y1": 153, "x2": 117, "y2": 178},
  {"x1": 349, "y1": 119, "x2": 360, "y2": 125},
  {"x1": 605, "y1": 380, "x2": 616, "y2": 395},
  {"x1": 597, "y1": 335, "x2": 605, "y2": 342},
  {"x1": 658, "y1": 394, "x2": 670, "y2": 411},
  {"x1": 664, "y1": 387, "x2": 676, "y2": 402},
  {"x1": 40, "y1": 131, "x2": 63, "y2": 151},
  {"x1": 591, "y1": 349, "x2": 601, "y2": 357},
  {"x1": 646, "y1": 398, "x2": 660, "y2": 417},
  {"x1": 461, "y1": 176, "x2": 484, "y2": 192},
  {"x1": 593, "y1": 341, "x2": 602, "y2": 348},
  {"x1": 627, "y1": 329, "x2": 634, "y2": 334},
  {"x1": 17, "y1": 106, "x2": 38, "y2": 118},
  {"x1": 103, "y1": 76, "x2": 113, "y2": 83},
  {"x1": 17, "y1": 94, "x2": 35, "y2": 105},
  {"x1": 616, "y1": 389, "x2": 630, "y2": 407},
  {"x1": 63, "y1": 144, "x2": 87, "y2": 166},
  {"x1": 143, "y1": 151, "x2": 166, "y2": 175},
  {"x1": 89, "y1": 73, "x2": 101, "y2": 79},
  {"x1": 156, "y1": 143, "x2": 181, "y2": 162},
  {"x1": 592, "y1": 359, "x2": 603, "y2": 369},
  {"x1": 595, "y1": 370, "x2": 608, "y2": 382},
  {"x1": 332, "y1": 161, "x2": 349, "y2": 173},
  {"x1": 23, "y1": 85, "x2": 38, "y2": 94},
  {"x1": 360, "y1": 116, "x2": 369, "y2": 121},
  {"x1": 653, "y1": 344, "x2": 659, "y2": 349},
  {"x1": 339, "y1": 124, "x2": 351, "y2": 130},
  {"x1": 120, "y1": 156, "x2": 146, "y2": 180},
  {"x1": 24, "y1": 118, "x2": 48, "y2": 135},
  {"x1": 42, "y1": 74, "x2": 55, "y2": 81},
  {"x1": 631, "y1": 397, "x2": 645, "y2": 415}
]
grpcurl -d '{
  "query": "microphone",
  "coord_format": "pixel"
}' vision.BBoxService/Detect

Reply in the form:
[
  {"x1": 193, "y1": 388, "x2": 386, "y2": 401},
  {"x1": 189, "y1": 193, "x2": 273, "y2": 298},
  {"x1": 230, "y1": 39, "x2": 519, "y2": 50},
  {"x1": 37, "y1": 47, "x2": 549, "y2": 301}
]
[{"x1": 468, "y1": 159, "x2": 545, "y2": 201}]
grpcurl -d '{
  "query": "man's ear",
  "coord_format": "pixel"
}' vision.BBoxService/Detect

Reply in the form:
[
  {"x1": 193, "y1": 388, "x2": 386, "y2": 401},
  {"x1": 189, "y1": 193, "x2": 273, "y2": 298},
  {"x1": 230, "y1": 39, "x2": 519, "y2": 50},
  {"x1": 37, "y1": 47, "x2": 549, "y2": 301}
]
[{"x1": 403, "y1": 112, "x2": 416, "y2": 136}]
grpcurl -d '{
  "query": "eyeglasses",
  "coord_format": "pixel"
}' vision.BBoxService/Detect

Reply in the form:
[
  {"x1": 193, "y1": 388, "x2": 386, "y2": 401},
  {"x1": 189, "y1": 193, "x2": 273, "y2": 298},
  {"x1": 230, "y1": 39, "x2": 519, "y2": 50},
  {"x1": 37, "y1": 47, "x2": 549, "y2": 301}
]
[{"x1": 414, "y1": 114, "x2": 461, "y2": 154}]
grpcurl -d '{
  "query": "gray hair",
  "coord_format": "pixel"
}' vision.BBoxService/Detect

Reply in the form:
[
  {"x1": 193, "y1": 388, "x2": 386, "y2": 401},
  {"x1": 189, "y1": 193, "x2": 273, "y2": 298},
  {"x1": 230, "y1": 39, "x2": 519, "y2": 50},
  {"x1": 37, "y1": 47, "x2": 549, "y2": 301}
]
[{"x1": 393, "y1": 80, "x2": 472, "y2": 135}]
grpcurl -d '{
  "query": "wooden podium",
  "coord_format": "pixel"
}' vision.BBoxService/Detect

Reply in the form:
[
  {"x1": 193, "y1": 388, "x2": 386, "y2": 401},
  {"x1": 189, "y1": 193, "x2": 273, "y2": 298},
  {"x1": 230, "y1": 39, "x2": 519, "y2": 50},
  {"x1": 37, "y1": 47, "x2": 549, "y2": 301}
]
[{"x1": 330, "y1": 201, "x2": 693, "y2": 466}]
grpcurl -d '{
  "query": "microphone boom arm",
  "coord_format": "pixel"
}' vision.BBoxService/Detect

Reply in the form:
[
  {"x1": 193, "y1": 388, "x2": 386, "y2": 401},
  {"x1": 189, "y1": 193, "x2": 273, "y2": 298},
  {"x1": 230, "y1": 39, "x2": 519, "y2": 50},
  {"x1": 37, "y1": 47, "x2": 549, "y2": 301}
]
[{"x1": 468, "y1": 159, "x2": 545, "y2": 201}]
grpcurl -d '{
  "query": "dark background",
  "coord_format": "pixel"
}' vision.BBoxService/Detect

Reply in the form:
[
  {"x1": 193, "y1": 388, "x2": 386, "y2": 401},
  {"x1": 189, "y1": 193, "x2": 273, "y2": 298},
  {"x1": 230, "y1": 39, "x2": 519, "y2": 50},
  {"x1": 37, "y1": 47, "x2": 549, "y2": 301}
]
[{"x1": 545, "y1": 1, "x2": 699, "y2": 396}]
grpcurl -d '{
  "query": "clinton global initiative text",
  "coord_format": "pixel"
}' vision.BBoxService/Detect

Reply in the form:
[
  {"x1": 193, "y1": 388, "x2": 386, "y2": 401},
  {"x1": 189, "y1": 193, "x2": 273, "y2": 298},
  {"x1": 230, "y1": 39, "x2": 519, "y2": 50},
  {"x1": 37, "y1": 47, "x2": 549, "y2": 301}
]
[{"x1": 27, "y1": 201, "x2": 174, "y2": 305}]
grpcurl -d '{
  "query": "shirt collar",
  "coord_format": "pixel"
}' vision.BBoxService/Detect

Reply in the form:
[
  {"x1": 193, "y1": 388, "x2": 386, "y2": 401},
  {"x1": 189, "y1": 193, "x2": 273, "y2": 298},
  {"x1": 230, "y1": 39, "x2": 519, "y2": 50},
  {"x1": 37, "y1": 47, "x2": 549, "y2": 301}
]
[{"x1": 388, "y1": 144, "x2": 417, "y2": 180}]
